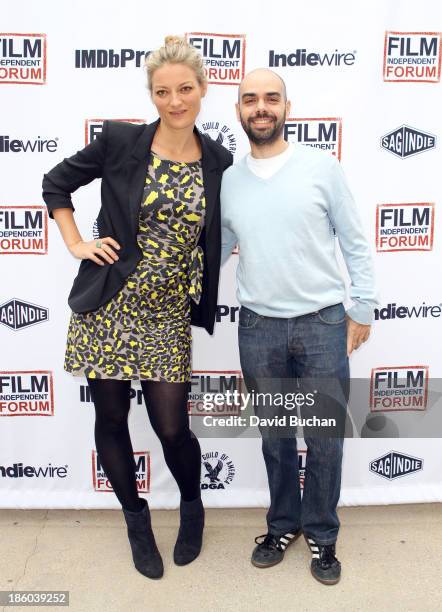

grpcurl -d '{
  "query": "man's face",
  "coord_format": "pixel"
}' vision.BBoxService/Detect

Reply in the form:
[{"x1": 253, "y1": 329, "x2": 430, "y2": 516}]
[{"x1": 236, "y1": 73, "x2": 290, "y2": 145}]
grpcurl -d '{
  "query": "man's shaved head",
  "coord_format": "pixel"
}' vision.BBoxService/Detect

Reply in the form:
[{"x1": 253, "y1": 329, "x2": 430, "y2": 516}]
[
  {"x1": 238, "y1": 68, "x2": 287, "y2": 103},
  {"x1": 235, "y1": 68, "x2": 290, "y2": 147}
]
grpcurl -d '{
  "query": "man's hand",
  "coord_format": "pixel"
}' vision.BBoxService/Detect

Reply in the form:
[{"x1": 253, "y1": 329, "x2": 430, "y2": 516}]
[{"x1": 346, "y1": 316, "x2": 371, "y2": 356}]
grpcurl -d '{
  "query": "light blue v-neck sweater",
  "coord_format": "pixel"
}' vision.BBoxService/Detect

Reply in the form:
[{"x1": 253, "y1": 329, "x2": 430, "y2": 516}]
[{"x1": 220, "y1": 145, "x2": 377, "y2": 325}]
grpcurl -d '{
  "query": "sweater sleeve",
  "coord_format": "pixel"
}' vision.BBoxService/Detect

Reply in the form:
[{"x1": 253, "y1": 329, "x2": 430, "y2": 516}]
[
  {"x1": 42, "y1": 120, "x2": 109, "y2": 218},
  {"x1": 327, "y1": 158, "x2": 379, "y2": 325}
]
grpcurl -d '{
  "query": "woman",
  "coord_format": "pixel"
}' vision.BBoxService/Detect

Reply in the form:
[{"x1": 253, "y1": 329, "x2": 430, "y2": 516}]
[{"x1": 42, "y1": 35, "x2": 233, "y2": 579}]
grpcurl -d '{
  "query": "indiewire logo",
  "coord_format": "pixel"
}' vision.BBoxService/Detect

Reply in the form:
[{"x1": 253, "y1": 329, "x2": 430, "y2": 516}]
[
  {"x1": 0, "y1": 135, "x2": 58, "y2": 153},
  {"x1": 374, "y1": 302, "x2": 441, "y2": 320},
  {"x1": 0, "y1": 462, "x2": 67, "y2": 478},
  {"x1": 269, "y1": 48, "x2": 356, "y2": 67}
]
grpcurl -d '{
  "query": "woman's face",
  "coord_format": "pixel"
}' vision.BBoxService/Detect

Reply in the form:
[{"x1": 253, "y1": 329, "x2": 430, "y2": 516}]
[{"x1": 151, "y1": 62, "x2": 207, "y2": 130}]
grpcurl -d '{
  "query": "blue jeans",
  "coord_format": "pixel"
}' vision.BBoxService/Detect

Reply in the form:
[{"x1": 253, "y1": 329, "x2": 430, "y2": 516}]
[{"x1": 238, "y1": 303, "x2": 349, "y2": 545}]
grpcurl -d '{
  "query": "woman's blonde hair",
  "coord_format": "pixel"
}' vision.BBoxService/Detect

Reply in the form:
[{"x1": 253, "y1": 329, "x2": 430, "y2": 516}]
[{"x1": 145, "y1": 35, "x2": 207, "y2": 93}]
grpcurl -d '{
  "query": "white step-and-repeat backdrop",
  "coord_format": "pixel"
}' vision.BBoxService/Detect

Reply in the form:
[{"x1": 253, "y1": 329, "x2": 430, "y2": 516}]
[{"x1": 1, "y1": 0, "x2": 441, "y2": 508}]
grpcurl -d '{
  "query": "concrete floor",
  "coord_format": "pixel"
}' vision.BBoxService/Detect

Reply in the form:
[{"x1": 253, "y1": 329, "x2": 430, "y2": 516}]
[{"x1": 0, "y1": 504, "x2": 441, "y2": 612}]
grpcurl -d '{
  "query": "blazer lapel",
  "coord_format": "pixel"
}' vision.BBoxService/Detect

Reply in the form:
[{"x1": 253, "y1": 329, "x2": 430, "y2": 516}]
[
  {"x1": 197, "y1": 130, "x2": 220, "y2": 236},
  {"x1": 127, "y1": 119, "x2": 159, "y2": 236}
]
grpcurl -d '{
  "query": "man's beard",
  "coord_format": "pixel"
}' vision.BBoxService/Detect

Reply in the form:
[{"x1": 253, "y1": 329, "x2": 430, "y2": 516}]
[{"x1": 240, "y1": 111, "x2": 286, "y2": 145}]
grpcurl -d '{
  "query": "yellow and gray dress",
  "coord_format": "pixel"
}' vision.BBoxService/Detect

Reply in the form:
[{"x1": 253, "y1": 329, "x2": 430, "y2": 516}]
[{"x1": 64, "y1": 151, "x2": 205, "y2": 382}]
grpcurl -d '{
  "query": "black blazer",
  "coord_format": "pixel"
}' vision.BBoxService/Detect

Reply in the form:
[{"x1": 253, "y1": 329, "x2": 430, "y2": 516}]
[{"x1": 42, "y1": 119, "x2": 233, "y2": 334}]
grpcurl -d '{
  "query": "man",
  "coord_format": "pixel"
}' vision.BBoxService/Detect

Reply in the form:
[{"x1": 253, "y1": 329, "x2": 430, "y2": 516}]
[{"x1": 220, "y1": 69, "x2": 377, "y2": 585}]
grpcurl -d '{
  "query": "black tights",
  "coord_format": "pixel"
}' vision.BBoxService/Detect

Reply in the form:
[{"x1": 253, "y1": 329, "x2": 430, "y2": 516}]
[{"x1": 88, "y1": 379, "x2": 201, "y2": 512}]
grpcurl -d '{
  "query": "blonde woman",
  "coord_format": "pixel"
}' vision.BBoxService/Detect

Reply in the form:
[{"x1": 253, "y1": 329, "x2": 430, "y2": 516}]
[{"x1": 42, "y1": 36, "x2": 232, "y2": 579}]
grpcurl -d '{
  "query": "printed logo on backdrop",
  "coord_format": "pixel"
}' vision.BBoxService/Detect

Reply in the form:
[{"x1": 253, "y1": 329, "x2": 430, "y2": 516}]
[
  {"x1": 0, "y1": 34, "x2": 47, "y2": 85},
  {"x1": 201, "y1": 450, "x2": 236, "y2": 490},
  {"x1": 216, "y1": 305, "x2": 240, "y2": 324},
  {"x1": 370, "y1": 366, "x2": 429, "y2": 412},
  {"x1": 85, "y1": 119, "x2": 145, "y2": 145},
  {"x1": 0, "y1": 371, "x2": 54, "y2": 417},
  {"x1": 189, "y1": 371, "x2": 243, "y2": 416},
  {"x1": 374, "y1": 302, "x2": 441, "y2": 321},
  {"x1": 269, "y1": 47, "x2": 356, "y2": 68},
  {"x1": 298, "y1": 450, "x2": 306, "y2": 489},
  {"x1": 0, "y1": 462, "x2": 67, "y2": 479},
  {"x1": 384, "y1": 32, "x2": 442, "y2": 83},
  {"x1": 0, "y1": 135, "x2": 58, "y2": 153},
  {"x1": 0, "y1": 206, "x2": 48, "y2": 254},
  {"x1": 369, "y1": 451, "x2": 423, "y2": 480},
  {"x1": 75, "y1": 48, "x2": 150, "y2": 69},
  {"x1": 92, "y1": 450, "x2": 150, "y2": 492},
  {"x1": 198, "y1": 121, "x2": 237, "y2": 155},
  {"x1": 381, "y1": 126, "x2": 436, "y2": 158},
  {"x1": 376, "y1": 203, "x2": 434, "y2": 252},
  {"x1": 284, "y1": 118, "x2": 342, "y2": 160},
  {"x1": 0, "y1": 298, "x2": 48, "y2": 331},
  {"x1": 186, "y1": 33, "x2": 246, "y2": 85},
  {"x1": 80, "y1": 383, "x2": 145, "y2": 405}
]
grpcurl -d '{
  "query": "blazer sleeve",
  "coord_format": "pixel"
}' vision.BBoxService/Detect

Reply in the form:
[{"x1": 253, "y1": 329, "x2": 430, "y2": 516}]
[{"x1": 42, "y1": 120, "x2": 109, "y2": 218}]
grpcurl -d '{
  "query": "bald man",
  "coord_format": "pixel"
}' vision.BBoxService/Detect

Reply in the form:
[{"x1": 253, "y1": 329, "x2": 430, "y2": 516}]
[{"x1": 221, "y1": 69, "x2": 377, "y2": 585}]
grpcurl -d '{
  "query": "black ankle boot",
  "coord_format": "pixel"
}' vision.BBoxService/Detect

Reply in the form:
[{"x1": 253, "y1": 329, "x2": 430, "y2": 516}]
[
  {"x1": 122, "y1": 498, "x2": 164, "y2": 579},
  {"x1": 173, "y1": 497, "x2": 205, "y2": 566}
]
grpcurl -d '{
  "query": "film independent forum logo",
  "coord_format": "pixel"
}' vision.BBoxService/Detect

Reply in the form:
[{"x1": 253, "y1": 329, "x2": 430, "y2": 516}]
[
  {"x1": 284, "y1": 118, "x2": 342, "y2": 160},
  {"x1": 92, "y1": 450, "x2": 150, "y2": 493},
  {"x1": 85, "y1": 119, "x2": 145, "y2": 145},
  {"x1": 383, "y1": 32, "x2": 442, "y2": 83},
  {"x1": 0, "y1": 33, "x2": 47, "y2": 84},
  {"x1": 375, "y1": 203, "x2": 435, "y2": 252},
  {"x1": 186, "y1": 32, "x2": 246, "y2": 85}
]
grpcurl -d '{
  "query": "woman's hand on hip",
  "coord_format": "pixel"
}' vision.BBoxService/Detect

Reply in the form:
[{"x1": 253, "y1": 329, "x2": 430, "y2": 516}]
[{"x1": 68, "y1": 237, "x2": 121, "y2": 266}]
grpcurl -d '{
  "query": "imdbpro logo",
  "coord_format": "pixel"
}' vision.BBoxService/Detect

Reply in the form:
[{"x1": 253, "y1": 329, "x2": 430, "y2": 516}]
[
  {"x1": 0, "y1": 34, "x2": 47, "y2": 84},
  {"x1": 384, "y1": 32, "x2": 442, "y2": 82}
]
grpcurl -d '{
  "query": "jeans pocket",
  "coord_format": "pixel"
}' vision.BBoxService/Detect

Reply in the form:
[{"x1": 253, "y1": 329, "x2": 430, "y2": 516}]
[
  {"x1": 316, "y1": 303, "x2": 346, "y2": 325},
  {"x1": 238, "y1": 306, "x2": 262, "y2": 329}
]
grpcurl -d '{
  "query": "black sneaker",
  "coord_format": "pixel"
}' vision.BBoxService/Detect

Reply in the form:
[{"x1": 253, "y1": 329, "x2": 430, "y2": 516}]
[
  {"x1": 305, "y1": 536, "x2": 341, "y2": 585},
  {"x1": 251, "y1": 530, "x2": 301, "y2": 568}
]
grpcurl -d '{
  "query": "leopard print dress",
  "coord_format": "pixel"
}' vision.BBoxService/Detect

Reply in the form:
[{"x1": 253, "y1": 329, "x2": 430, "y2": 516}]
[{"x1": 64, "y1": 151, "x2": 205, "y2": 382}]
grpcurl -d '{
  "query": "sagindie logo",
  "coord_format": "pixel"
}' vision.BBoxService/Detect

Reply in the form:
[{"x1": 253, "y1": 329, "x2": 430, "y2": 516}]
[
  {"x1": 92, "y1": 450, "x2": 150, "y2": 492},
  {"x1": 186, "y1": 33, "x2": 246, "y2": 85},
  {"x1": 198, "y1": 121, "x2": 237, "y2": 154},
  {"x1": 370, "y1": 366, "x2": 428, "y2": 412},
  {"x1": 201, "y1": 450, "x2": 236, "y2": 490},
  {"x1": 284, "y1": 118, "x2": 342, "y2": 159},
  {"x1": 384, "y1": 32, "x2": 441, "y2": 83},
  {"x1": 374, "y1": 302, "x2": 441, "y2": 321},
  {"x1": 0, "y1": 371, "x2": 54, "y2": 417},
  {"x1": 376, "y1": 203, "x2": 434, "y2": 252},
  {"x1": 0, "y1": 462, "x2": 67, "y2": 478},
  {"x1": 381, "y1": 125, "x2": 436, "y2": 158},
  {"x1": 75, "y1": 48, "x2": 150, "y2": 68},
  {"x1": 189, "y1": 371, "x2": 243, "y2": 416},
  {"x1": 0, "y1": 206, "x2": 48, "y2": 254},
  {"x1": 0, "y1": 298, "x2": 48, "y2": 330},
  {"x1": 85, "y1": 118, "x2": 145, "y2": 145},
  {"x1": 369, "y1": 451, "x2": 423, "y2": 480},
  {"x1": 0, "y1": 34, "x2": 47, "y2": 84}
]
